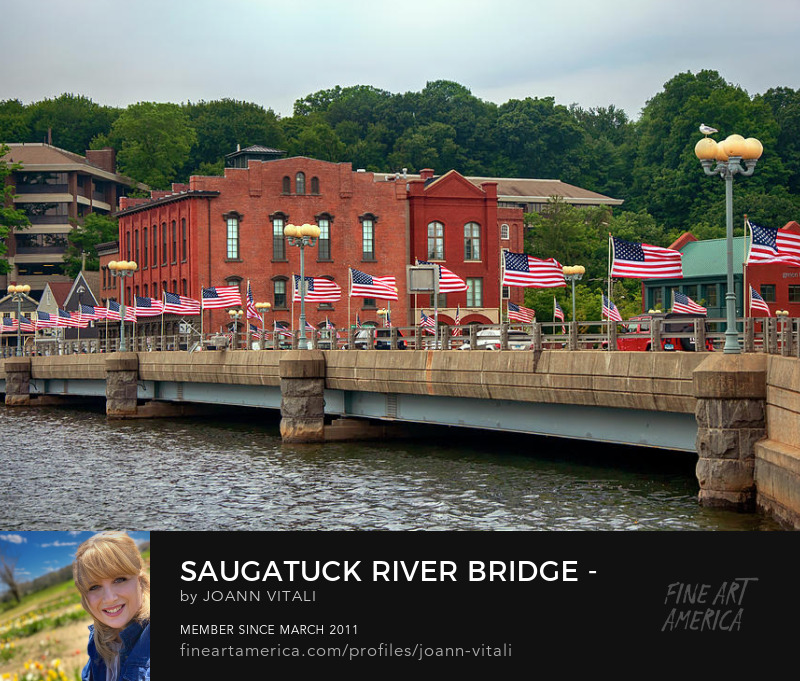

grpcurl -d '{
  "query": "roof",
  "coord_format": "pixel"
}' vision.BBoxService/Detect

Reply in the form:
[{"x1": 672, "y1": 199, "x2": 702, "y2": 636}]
[
  {"x1": 677, "y1": 236, "x2": 748, "y2": 278},
  {"x1": 224, "y1": 145, "x2": 285, "y2": 157},
  {"x1": 42, "y1": 282, "x2": 73, "y2": 307},
  {"x1": 373, "y1": 172, "x2": 622, "y2": 205}
]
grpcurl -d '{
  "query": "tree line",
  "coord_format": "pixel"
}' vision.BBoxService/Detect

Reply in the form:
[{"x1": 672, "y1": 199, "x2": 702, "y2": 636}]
[{"x1": 2, "y1": 69, "x2": 798, "y2": 318}]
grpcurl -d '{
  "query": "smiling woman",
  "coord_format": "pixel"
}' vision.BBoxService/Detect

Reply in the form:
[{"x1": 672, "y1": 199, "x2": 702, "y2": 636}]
[{"x1": 72, "y1": 532, "x2": 150, "y2": 681}]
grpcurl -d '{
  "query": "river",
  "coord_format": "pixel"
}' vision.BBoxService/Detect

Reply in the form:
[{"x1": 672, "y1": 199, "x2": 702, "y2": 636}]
[{"x1": 0, "y1": 404, "x2": 783, "y2": 531}]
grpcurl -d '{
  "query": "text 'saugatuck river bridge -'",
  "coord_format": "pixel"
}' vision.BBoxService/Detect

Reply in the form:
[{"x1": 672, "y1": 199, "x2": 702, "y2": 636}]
[{"x1": 2, "y1": 338, "x2": 799, "y2": 530}]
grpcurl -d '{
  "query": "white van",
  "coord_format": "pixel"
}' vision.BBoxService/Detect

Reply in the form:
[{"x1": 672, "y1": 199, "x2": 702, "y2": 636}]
[{"x1": 460, "y1": 329, "x2": 532, "y2": 350}]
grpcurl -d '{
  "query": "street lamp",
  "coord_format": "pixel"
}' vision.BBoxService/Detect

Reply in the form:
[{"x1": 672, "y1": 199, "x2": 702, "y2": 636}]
[
  {"x1": 696, "y1": 133, "x2": 763, "y2": 354},
  {"x1": 562, "y1": 265, "x2": 585, "y2": 323},
  {"x1": 108, "y1": 260, "x2": 138, "y2": 352},
  {"x1": 227, "y1": 308, "x2": 243, "y2": 349},
  {"x1": 255, "y1": 301, "x2": 271, "y2": 350},
  {"x1": 284, "y1": 223, "x2": 320, "y2": 350},
  {"x1": 7, "y1": 284, "x2": 31, "y2": 356}
]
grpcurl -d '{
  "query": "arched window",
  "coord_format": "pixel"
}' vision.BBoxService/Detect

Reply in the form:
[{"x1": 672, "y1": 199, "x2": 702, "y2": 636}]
[
  {"x1": 282, "y1": 176, "x2": 291, "y2": 194},
  {"x1": 316, "y1": 213, "x2": 332, "y2": 260},
  {"x1": 295, "y1": 172, "x2": 306, "y2": 195},
  {"x1": 273, "y1": 277, "x2": 288, "y2": 309},
  {"x1": 161, "y1": 222, "x2": 167, "y2": 264},
  {"x1": 225, "y1": 276, "x2": 242, "y2": 294},
  {"x1": 464, "y1": 222, "x2": 481, "y2": 261},
  {"x1": 360, "y1": 213, "x2": 377, "y2": 260},
  {"x1": 223, "y1": 211, "x2": 242, "y2": 260},
  {"x1": 152, "y1": 226, "x2": 158, "y2": 267},
  {"x1": 500, "y1": 223, "x2": 510, "y2": 240},
  {"x1": 310, "y1": 176, "x2": 320, "y2": 194},
  {"x1": 134, "y1": 229, "x2": 139, "y2": 264},
  {"x1": 171, "y1": 220, "x2": 177, "y2": 263},
  {"x1": 143, "y1": 227, "x2": 148, "y2": 267},
  {"x1": 427, "y1": 221, "x2": 444, "y2": 260},
  {"x1": 271, "y1": 212, "x2": 287, "y2": 260},
  {"x1": 181, "y1": 218, "x2": 187, "y2": 261}
]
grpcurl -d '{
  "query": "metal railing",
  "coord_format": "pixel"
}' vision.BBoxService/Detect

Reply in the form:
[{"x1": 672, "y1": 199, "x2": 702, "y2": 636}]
[{"x1": 1, "y1": 317, "x2": 797, "y2": 358}]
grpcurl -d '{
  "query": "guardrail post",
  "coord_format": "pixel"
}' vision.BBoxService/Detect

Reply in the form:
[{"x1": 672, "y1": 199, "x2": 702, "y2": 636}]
[
  {"x1": 568, "y1": 321, "x2": 578, "y2": 351},
  {"x1": 390, "y1": 327, "x2": 398, "y2": 349},
  {"x1": 441, "y1": 324, "x2": 451, "y2": 350},
  {"x1": 651, "y1": 318, "x2": 662, "y2": 351},
  {"x1": 780, "y1": 317, "x2": 792, "y2": 357},
  {"x1": 607, "y1": 320, "x2": 617, "y2": 351},
  {"x1": 743, "y1": 318, "x2": 755, "y2": 352},
  {"x1": 532, "y1": 322, "x2": 543, "y2": 355},
  {"x1": 469, "y1": 324, "x2": 478, "y2": 351},
  {"x1": 500, "y1": 323, "x2": 509, "y2": 350},
  {"x1": 694, "y1": 318, "x2": 707, "y2": 352}
]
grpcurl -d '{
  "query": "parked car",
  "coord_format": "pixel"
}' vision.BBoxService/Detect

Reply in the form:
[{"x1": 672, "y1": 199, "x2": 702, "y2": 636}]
[
  {"x1": 603, "y1": 312, "x2": 713, "y2": 351},
  {"x1": 354, "y1": 327, "x2": 407, "y2": 349},
  {"x1": 459, "y1": 329, "x2": 532, "y2": 350}
]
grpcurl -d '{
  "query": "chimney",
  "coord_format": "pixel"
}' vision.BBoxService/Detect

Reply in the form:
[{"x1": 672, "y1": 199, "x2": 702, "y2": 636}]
[
  {"x1": 85, "y1": 147, "x2": 117, "y2": 173},
  {"x1": 419, "y1": 168, "x2": 434, "y2": 181}
]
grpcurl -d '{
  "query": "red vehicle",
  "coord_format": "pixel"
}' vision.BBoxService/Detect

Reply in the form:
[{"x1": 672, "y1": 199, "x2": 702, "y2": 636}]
[{"x1": 604, "y1": 312, "x2": 714, "y2": 352}]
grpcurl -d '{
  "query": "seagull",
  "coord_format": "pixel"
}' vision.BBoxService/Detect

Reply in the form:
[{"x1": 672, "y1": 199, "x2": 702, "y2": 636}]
[{"x1": 699, "y1": 124, "x2": 718, "y2": 136}]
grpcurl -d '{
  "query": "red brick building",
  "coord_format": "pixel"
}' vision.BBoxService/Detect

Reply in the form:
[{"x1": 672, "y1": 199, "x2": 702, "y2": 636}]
[{"x1": 109, "y1": 154, "x2": 532, "y2": 335}]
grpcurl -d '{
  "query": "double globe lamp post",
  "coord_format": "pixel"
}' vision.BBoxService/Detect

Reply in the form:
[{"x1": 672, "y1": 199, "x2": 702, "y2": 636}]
[
  {"x1": 255, "y1": 301, "x2": 271, "y2": 349},
  {"x1": 284, "y1": 223, "x2": 320, "y2": 350},
  {"x1": 561, "y1": 265, "x2": 585, "y2": 324},
  {"x1": 107, "y1": 260, "x2": 138, "y2": 352},
  {"x1": 7, "y1": 283, "x2": 31, "y2": 356},
  {"x1": 695, "y1": 133, "x2": 763, "y2": 354}
]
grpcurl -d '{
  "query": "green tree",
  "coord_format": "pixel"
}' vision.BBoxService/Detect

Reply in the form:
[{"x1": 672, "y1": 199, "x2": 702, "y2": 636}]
[
  {"x1": 27, "y1": 94, "x2": 120, "y2": 154},
  {"x1": 756, "y1": 86, "x2": 800, "y2": 194},
  {"x1": 63, "y1": 212, "x2": 119, "y2": 278},
  {"x1": 0, "y1": 99, "x2": 31, "y2": 143},
  {"x1": 0, "y1": 144, "x2": 31, "y2": 274},
  {"x1": 94, "y1": 102, "x2": 196, "y2": 189}
]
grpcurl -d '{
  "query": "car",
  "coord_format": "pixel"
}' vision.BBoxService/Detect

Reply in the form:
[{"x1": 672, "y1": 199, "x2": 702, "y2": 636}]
[
  {"x1": 354, "y1": 327, "x2": 407, "y2": 349},
  {"x1": 604, "y1": 312, "x2": 713, "y2": 351},
  {"x1": 459, "y1": 329, "x2": 532, "y2": 350}
]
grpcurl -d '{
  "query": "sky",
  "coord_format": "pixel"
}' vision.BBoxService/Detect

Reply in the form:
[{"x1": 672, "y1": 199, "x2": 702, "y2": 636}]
[
  {"x1": 3, "y1": 0, "x2": 799, "y2": 121},
  {"x1": 0, "y1": 531, "x2": 150, "y2": 594}
]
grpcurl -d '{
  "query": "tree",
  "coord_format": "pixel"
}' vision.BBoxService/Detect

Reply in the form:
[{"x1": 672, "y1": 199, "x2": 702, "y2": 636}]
[
  {"x1": 0, "y1": 99, "x2": 31, "y2": 142},
  {"x1": 0, "y1": 544, "x2": 22, "y2": 604},
  {"x1": 0, "y1": 144, "x2": 32, "y2": 274},
  {"x1": 63, "y1": 212, "x2": 119, "y2": 278},
  {"x1": 94, "y1": 102, "x2": 196, "y2": 189},
  {"x1": 27, "y1": 94, "x2": 119, "y2": 154}
]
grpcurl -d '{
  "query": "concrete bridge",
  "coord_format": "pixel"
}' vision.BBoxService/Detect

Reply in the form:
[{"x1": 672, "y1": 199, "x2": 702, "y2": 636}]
[{"x1": 2, "y1": 350, "x2": 798, "y2": 530}]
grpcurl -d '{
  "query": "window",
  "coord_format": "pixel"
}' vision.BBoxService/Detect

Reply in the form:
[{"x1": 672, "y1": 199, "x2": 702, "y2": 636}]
[
  {"x1": 428, "y1": 222, "x2": 444, "y2": 260},
  {"x1": 684, "y1": 285, "x2": 698, "y2": 300},
  {"x1": 271, "y1": 213, "x2": 286, "y2": 260},
  {"x1": 282, "y1": 176, "x2": 291, "y2": 194},
  {"x1": 134, "y1": 229, "x2": 139, "y2": 264},
  {"x1": 125, "y1": 231, "x2": 131, "y2": 260},
  {"x1": 226, "y1": 277, "x2": 242, "y2": 292},
  {"x1": 317, "y1": 214, "x2": 331, "y2": 260},
  {"x1": 500, "y1": 224, "x2": 510, "y2": 240},
  {"x1": 430, "y1": 293, "x2": 447, "y2": 307},
  {"x1": 789, "y1": 285, "x2": 800, "y2": 303},
  {"x1": 152, "y1": 226, "x2": 158, "y2": 266},
  {"x1": 152, "y1": 281, "x2": 158, "y2": 297},
  {"x1": 464, "y1": 222, "x2": 481, "y2": 261},
  {"x1": 171, "y1": 220, "x2": 177, "y2": 263},
  {"x1": 143, "y1": 284, "x2": 148, "y2": 297},
  {"x1": 361, "y1": 215, "x2": 375, "y2": 260},
  {"x1": 760, "y1": 284, "x2": 776, "y2": 302},
  {"x1": 310, "y1": 176, "x2": 319, "y2": 194},
  {"x1": 466, "y1": 278, "x2": 483, "y2": 307},
  {"x1": 274, "y1": 279, "x2": 287, "y2": 308},
  {"x1": 704, "y1": 284, "x2": 718, "y2": 308},
  {"x1": 182, "y1": 279, "x2": 187, "y2": 296},
  {"x1": 181, "y1": 218, "x2": 187, "y2": 261},
  {"x1": 362, "y1": 298, "x2": 376, "y2": 309},
  {"x1": 161, "y1": 222, "x2": 167, "y2": 264},
  {"x1": 502, "y1": 286, "x2": 510, "y2": 300},
  {"x1": 143, "y1": 227, "x2": 148, "y2": 267},
  {"x1": 295, "y1": 172, "x2": 306, "y2": 195},
  {"x1": 226, "y1": 215, "x2": 239, "y2": 259}
]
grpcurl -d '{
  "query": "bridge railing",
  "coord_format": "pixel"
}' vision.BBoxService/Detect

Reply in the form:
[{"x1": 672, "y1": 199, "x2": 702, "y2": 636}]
[{"x1": 2, "y1": 317, "x2": 796, "y2": 357}]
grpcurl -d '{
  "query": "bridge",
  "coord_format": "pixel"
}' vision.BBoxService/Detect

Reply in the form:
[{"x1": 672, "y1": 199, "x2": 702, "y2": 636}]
[{"x1": 2, "y1": 345, "x2": 798, "y2": 530}]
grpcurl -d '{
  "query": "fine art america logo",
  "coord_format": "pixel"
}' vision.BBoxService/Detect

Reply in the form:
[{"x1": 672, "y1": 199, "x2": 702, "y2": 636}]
[{"x1": 661, "y1": 578, "x2": 758, "y2": 632}]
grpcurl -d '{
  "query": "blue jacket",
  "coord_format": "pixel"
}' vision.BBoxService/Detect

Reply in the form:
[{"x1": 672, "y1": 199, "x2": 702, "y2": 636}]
[{"x1": 82, "y1": 620, "x2": 150, "y2": 681}]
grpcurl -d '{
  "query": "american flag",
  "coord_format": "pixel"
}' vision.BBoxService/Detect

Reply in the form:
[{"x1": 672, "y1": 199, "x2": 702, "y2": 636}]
[
  {"x1": 134, "y1": 296, "x2": 165, "y2": 317},
  {"x1": 749, "y1": 287, "x2": 771, "y2": 316},
  {"x1": 163, "y1": 291, "x2": 201, "y2": 315},
  {"x1": 355, "y1": 313, "x2": 361, "y2": 329},
  {"x1": 420, "y1": 310, "x2": 436, "y2": 332},
  {"x1": 383, "y1": 309, "x2": 392, "y2": 328},
  {"x1": 417, "y1": 260, "x2": 468, "y2": 292},
  {"x1": 107, "y1": 300, "x2": 137, "y2": 321},
  {"x1": 452, "y1": 305, "x2": 462, "y2": 336},
  {"x1": 246, "y1": 281, "x2": 259, "y2": 319},
  {"x1": 202, "y1": 285, "x2": 242, "y2": 309},
  {"x1": 602, "y1": 294, "x2": 623, "y2": 322},
  {"x1": 746, "y1": 220, "x2": 800, "y2": 266},
  {"x1": 275, "y1": 321, "x2": 293, "y2": 338},
  {"x1": 502, "y1": 251, "x2": 566, "y2": 288},
  {"x1": 350, "y1": 268, "x2": 398, "y2": 300},
  {"x1": 34, "y1": 311, "x2": 59, "y2": 328},
  {"x1": 672, "y1": 291, "x2": 707, "y2": 315},
  {"x1": 553, "y1": 298, "x2": 565, "y2": 321},
  {"x1": 611, "y1": 237, "x2": 683, "y2": 279},
  {"x1": 508, "y1": 301, "x2": 535, "y2": 323},
  {"x1": 18, "y1": 316, "x2": 35, "y2": 332},
  {"x1": 293, "y1": 275, "x2": 342, "y2": 302},
  {"x1": 58, "y1": 309, "x2": 88, "y2": 328},
  {"x1": 1, "y1": 317, "x2": 17, "y2": 332},
  {"x1": 79, "y1": 304, "x2": 103, "y2": 321}
]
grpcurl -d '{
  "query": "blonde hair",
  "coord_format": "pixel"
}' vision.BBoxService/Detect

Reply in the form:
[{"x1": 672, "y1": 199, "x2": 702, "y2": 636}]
[{"x1": 73, "y1": 531, "x2": 150, "y2": 665}]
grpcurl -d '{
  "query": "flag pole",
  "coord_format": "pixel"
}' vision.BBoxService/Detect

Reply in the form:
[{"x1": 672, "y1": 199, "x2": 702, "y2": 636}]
[
  {"x1": 348, "y1": 268, "x2": 352, "y2": 334},
  {"x1": 200, "y1": 284, "x2": 204, "y2": 344},
  {"x1": 291, "y1": 272, "x2": 296, "y2": 333},
  {"x1": 607, "y1": 234, "x2": 613, "y2": 342},
  {"x1": 743, "y1": 214, "x2": 750, "y2": 319}
]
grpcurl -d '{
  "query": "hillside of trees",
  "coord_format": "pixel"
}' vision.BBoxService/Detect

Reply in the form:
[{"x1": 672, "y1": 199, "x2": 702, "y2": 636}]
[{"x1": 2, "y1": 69, "x2": 798, "y2": 318}]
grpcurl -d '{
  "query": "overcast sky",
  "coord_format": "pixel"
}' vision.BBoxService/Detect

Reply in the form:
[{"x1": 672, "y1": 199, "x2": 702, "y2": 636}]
[
  {"x1": 3, "y1": 0, "x2": 799, "y2": 120},
  {"x1": 0, "y1": 531, "x2": 150, "y2": 592}
]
